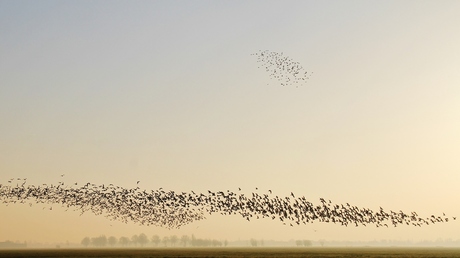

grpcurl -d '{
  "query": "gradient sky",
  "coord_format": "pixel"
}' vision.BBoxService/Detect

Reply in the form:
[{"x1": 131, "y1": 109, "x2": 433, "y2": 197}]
[{"x1": 1, "y1": 0, "x2": 460, "y2": 244}]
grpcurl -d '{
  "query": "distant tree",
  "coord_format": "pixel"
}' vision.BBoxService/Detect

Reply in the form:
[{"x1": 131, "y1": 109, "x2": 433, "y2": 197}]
[
  {"x1": 138, "y1": 233, "x2": 149, "y2": 247},
  {"x1": 203, "y1": 239, "x2": 212, "y2": 247},
  {"x1": 224, "y1": 239, "x2": 228, "y2": 247},
  {"x1": 91, "y1": 235, "x2": 107, "y2": 247},
  {"x1": 170, "y1": 235, "x2": 178, "y2": 247},
  {"x1": 303, "y1": 240, "x2": 312, "y2": 247},
  {"x1": 119, "y1": 236, "x2": 130, "y2": 247},
  {"x1": 191, "y1": 234, "x2": 197, "y2": 247},
  {"x1": 81, "y1": 237, "x2": 90, "y2": 247},
  {"x1": 100, "y1": 235, "x2": 108, "y2": 247},
  {"x1": 162, "y1": 236, "x2": 170, "y2": 247},
  {"x1": 319, "y1": 239, "x2": 325, "y2": 247},
  {"x1": 250, "y1": 238, "x2": 258, "y2": 247},
  {"x1": 260, "y1": 239, "x2": 264, "y2": 247},
  {"x1": 151, "y1": 235, "x2": 161, "y2": 247},
  {"x1": 90, "y1": 237, "x2": 96, "y2": 247},
  {"x1": 180, "y1": 235, "x2": 190, "y2": 247},
  {"x1": 212, "y1": 239, "x2": 222, "y2": 247},
  {"x1": 191, "y1": 236, "x2": 210, "y2": 247},
  {"x1": 108, "y1": 236, "x2": 117, "y2": 247},
  {"x1": 131, "y1": 234, "x2": 139, "y2": 246},
  {"x1": 295, "y1": 240, "x2": 302, "y2": 247}
]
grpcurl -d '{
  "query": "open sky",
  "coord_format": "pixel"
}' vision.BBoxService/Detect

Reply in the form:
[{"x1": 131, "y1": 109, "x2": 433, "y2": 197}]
[{"x1": 1, "y1": 0, "x2": 460, "y2": 244}]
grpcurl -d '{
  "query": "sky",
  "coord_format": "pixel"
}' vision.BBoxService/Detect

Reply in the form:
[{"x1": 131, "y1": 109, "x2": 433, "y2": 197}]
[{"x1": 1, "y1": 0, "x2": 460, "y2": 245}]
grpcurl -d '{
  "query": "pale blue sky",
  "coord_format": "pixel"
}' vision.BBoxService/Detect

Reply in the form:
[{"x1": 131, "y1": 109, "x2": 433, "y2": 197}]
[{"x1": 1, "y1": 0, "x2": 460, "y2": 243}]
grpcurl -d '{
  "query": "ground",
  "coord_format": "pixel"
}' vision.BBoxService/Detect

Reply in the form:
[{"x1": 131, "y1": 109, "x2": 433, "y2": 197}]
[{"x1": 1, "y1": 247, "x2": 460, "y2": 258}]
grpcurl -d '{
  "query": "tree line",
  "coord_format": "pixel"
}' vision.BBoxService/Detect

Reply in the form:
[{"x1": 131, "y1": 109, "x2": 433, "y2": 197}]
[
  {"x1": 248, "y1": 239, "x2": 313, "y2": 247},
  {"x1": 80, "y1": 234, "x2": 228, "y2": 248}
]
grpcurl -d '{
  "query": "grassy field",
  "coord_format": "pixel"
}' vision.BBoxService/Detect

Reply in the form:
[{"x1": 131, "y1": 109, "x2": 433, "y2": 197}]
[{"x1": 1, "y1": 247, "x2": 460, "y2": 258}]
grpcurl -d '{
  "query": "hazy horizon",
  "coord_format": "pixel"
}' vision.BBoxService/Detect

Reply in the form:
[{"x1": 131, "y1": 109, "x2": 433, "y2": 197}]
[
  {"x1": 4, "y1": 233, "x2": 460, "y2": 249},
  {"x1": 1, "y1": 0, "x2": 460, "y2": 245}
]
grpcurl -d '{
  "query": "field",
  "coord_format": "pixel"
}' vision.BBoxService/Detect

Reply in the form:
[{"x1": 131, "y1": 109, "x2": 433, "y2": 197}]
[{"x1": 1, "y1": 247, "x2": 460, "y2": 258}]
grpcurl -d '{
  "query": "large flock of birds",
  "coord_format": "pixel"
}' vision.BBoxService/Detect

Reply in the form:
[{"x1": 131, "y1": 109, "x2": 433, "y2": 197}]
[
  {"x1": 0, "y1": 178, "x2": 455, "y2": 229},
  {"x1": 2, "y1": 51, "x2": 455, "y2": 238},
  {"x1": 252, "y1": 50, "x2": 313, "y2": 87}
]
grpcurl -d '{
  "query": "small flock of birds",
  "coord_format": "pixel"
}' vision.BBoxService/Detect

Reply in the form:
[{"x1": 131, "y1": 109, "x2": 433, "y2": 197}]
[
  {"x1": 252, "y1": 50, "x2": 313, "y2": 87},
  {"x1": 0, "y1": 178, "x2": 455, "y2": 229}
]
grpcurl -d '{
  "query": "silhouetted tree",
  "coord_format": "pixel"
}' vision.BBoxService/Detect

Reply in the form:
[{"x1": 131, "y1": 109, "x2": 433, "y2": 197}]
[
  {"x1": 131, "y1": 234, "x2": 139, "y2": 246},
  {"x1": 170, "y1": 235, "x2": 178, "y2": 247},
  {"x1": 107, "y1": 236, "x2": 117, "y2": 247},
  {"x1": 162, "y1": 236, "x2": 170, "y2": 247},
  {"x1": 91, "y1": 235, "x2": 107, "y2": 247},
  {"x1": 191, "y1": 234, "x2": 196, "y2": 247},
  {"x1": 190, "y1": 236, "x2": 210, "y2": 247},
  {"x1": 250, "y1": 238, "x2": 258, "y2": 247},
  {"x1": 81, "y1": 237, "x2": 90, "y2": 247},
  {"x1": 224, "y1": 239, "x2": 228, "y2": 247},
  {"x1": 319, "y1": 239, "x2": 325, "y2": 247},
  {"x1": 119, "y1": 236, "x2": 129, "y2": 247},
  {"x1": 180, "y1": 235, "x2": 189, "y2": 247},
  {"x1": 295, "y1": 240, "x2": 302, "y2": 246},
  {"x1": 212, "y1": 239, "x2": 222, "y2": 247},
  {"x1": 189, "y1": 235, "x2": 212, "y2": 247},
  {"x1": 303, "y1": 240, "x2": 312, "y2": 247},
  {"x1": 138, "y1": 233, "x2": 149, "y2": 247},
  {"x1": 100, "y1": 235, "x2": 108, "y2": 247},
  {"x1": 151, "y1": 235, "x2": 161, "y2": 247}
]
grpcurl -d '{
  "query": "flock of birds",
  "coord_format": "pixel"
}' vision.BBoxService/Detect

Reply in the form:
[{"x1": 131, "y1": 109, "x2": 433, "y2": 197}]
[
  {"x1": 0, "y1": 51, "x2": 456, "y2": 254},
  {"x1": 1, "y1": 177, "x2": 455, "y2": 230},
  {"x1": 252, "y1": 50, "x2": 313, "y2": 87},
  {"x1": 2, "y1": 52, "x2": 455, "y2": 239}
]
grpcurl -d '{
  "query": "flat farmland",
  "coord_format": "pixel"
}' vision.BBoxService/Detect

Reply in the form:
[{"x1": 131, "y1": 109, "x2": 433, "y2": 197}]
[{"x1": 1, "y1": 247, "x2": 460, "y2": 258}]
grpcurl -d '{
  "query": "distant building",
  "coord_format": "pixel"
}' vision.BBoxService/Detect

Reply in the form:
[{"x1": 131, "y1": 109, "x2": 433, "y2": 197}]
[{"x1": 0, "y1": 241, "x2": 27, "y2": 249}]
